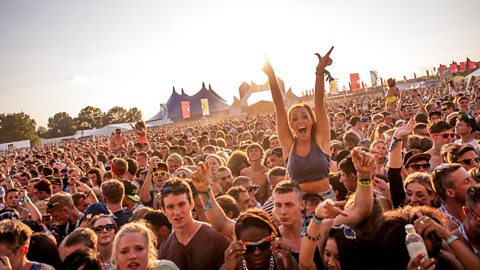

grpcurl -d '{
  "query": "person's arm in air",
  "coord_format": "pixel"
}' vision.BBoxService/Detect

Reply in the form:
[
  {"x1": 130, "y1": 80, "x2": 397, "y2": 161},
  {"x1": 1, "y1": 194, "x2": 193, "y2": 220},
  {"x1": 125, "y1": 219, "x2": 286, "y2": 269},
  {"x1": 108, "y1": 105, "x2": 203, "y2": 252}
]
[
  {"x1": 263, "y1": 59, "x2": 294, "y2": 160},
  {"x1": 191, "y1": 163, "x2": 235, "y2": 237},
  {"x1": 139, "y1": 159, "x2": 155, "y2": 204}
]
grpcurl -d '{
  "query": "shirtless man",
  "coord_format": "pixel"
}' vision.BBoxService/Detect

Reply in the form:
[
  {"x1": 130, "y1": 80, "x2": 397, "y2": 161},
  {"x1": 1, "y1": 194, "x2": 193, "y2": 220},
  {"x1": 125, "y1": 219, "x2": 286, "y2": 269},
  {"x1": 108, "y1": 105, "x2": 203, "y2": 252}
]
[
  {"x1": 240, "y1": 143, "x2": 269, "y2": 205},
  {"x1": 109, "y1": 129, "x2": 128, "y2": 153}
]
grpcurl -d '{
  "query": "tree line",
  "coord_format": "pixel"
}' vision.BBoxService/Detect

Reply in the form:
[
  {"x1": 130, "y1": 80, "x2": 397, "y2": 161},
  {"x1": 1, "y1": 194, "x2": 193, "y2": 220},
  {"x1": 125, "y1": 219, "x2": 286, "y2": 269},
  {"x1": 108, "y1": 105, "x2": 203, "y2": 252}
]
[{"x1": 0, "y1": 106, "x2": 142, "y2": 145}]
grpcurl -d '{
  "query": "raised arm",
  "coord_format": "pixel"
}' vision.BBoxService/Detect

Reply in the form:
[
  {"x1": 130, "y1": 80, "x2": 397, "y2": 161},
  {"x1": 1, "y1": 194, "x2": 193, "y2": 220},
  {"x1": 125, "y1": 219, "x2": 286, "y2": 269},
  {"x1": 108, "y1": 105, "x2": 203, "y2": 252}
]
[
  {"x1": 333, "y1": 147, "x2": 375, "y2": 226},
  {"x1": 314, "y1": 47, "x2": 334, "y2": 152},
  {"x1": 263, "y1": 60, "x2": 294, "y2": 159},
  {"x1": 191, "y1": 163, "x2": 235, "y2": 237},
  {"x1": 387, "y1": 118, "x2": 415, "y2": 208},
  {"x1": 299, "y1": 199, "x2": 347, "y2": 270},
  {"x1": 139, "y1": 159, "x2": 155, "y2": 204}
]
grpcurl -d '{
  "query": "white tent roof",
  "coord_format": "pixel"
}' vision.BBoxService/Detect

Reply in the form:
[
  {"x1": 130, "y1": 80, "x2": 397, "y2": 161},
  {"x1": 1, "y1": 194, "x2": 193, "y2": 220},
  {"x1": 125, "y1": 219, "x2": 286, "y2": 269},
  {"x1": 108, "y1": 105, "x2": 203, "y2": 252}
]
[{"x1": 466, "y1": 68, "x2": 480, "y2": 79}]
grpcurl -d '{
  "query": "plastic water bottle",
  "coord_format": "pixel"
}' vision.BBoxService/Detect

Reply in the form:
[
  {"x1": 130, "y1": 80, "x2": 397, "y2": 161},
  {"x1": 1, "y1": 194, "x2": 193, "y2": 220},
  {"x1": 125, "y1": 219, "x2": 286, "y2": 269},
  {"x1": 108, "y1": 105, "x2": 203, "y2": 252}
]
[{"x1": 405, "y1": 224, "x2": 429, "y2": 261}]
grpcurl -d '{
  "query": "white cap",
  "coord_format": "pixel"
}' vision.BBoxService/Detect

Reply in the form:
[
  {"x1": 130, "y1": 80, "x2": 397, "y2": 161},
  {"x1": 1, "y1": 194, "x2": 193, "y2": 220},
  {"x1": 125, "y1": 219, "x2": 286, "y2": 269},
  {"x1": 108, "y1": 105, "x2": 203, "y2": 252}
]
[{"x1": 405, "y1": 224, "x2": 415, "y2": 233}]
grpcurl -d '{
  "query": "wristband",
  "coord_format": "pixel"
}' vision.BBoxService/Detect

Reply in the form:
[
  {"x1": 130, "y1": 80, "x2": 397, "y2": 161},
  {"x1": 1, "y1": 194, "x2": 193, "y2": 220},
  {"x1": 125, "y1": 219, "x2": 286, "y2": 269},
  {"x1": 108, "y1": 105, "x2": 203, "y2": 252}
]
[
  {"x1": 312, "y1": 214, "x2": 323, "y2": 224},
  {"x1": 446, "y1": 235, "x2": 458, "y2": 245},
  {"x1": 357, "y1": 178, "x2": 372, "y2": 186},
  {"x1": 202, "y1": 187, "x2": 213, "y2": 211},
  {"x1": 20, "y1": 196, "x2": 30, "y2": 204}
]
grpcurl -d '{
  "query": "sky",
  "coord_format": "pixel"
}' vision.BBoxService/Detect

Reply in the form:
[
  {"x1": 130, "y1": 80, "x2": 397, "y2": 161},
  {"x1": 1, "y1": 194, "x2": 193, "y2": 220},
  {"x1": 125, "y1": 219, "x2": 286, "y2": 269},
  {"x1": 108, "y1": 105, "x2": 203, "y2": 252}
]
[{"x1": 1, "y1": 0, "x2": 479, "y2": 127}]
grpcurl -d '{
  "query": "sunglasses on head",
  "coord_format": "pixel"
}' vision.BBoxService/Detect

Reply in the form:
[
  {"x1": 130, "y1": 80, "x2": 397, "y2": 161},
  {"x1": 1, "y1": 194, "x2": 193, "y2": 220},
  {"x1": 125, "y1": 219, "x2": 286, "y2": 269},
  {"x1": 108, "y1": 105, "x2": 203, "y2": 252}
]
[
  {"x1": 246, "y1": 185, "x2": 260, "y2": 194},
  {"x1": 408, "y1": 163, "x2": 431, "y2": 171},
  {"x1": 93, "y1": 224, "x2": 115, "y2": 233},
  {"x1": 161, "y1": 184, "x2": 187, "y2": 194},
  {"x1": 176, "y1": 172, "x2": 189, "y2": 179},
  {"x1": 153, "y1": 171, "x2": 168, "y2": 177},
  {"x1": 457, "y1": 158, "x2": 480, "y2": 165},
  {"x1": 332, "y1": 224, "x2": 357, "y2": 240}
]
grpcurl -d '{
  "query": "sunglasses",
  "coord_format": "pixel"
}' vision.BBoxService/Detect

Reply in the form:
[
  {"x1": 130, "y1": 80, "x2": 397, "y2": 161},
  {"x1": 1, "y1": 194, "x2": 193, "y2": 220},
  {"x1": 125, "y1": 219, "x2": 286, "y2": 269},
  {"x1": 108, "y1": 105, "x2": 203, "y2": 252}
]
[
  {"x1": 441, "y1": 108, "x2": 449, "y2": 111},
  {"x1": 437, "y1": 133, "x2": 455, "y2": 139},
  {"x1": 239, "y1": 235, "x2": 275, "y2": 253},
  {"x1": 93, "y1": 224, "x2": 115, "y2": 233},
  {"x1": 161, "y1": 184, "x2": 187, "y2": 194},
  {"x1": 176, "y1": 172, "x2": 190, "y2": 179},
  {"x1": 246, "y1": 185, "x2": 260, "y2": 194},
  {"x1": 153, "y1": 171, "x2": 168, "y2": 177},
  {"x1": 332, "y1": 224, "x2": 357, "y2": 240},
  {"x1": 432, "y1": 164, "x2": 448, "y2": 193},
  {"x1": 46, "y1": 200, "x2": 61, "y2": 210},
  {"x1": 408, "y1": 163, "x2": 431, "y2": 171},
  {"x1": 457, "y1": 158, "x2": 480, "y2": 165}
]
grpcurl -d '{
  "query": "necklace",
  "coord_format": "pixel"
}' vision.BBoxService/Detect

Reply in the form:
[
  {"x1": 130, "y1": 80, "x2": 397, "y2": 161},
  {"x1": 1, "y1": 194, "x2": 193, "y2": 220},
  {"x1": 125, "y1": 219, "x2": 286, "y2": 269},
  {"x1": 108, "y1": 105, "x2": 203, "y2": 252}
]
[{"x1": 242, "y1": 256, "x2": 274, "y2": 270}]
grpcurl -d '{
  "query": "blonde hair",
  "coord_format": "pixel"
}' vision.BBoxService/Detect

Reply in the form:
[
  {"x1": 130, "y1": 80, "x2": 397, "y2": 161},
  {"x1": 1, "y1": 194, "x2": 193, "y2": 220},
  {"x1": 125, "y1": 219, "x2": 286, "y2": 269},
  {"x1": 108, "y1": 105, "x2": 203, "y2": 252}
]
[{"x1": 112, "y1": 221, "x2": 157, "y2": 269}]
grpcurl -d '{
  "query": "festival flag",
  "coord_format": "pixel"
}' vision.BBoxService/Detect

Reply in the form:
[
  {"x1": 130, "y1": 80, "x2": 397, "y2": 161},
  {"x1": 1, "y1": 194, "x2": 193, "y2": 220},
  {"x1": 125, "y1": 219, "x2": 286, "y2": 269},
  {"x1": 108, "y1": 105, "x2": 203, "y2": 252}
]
[
  {"x1": 370, "y1": 71, "x2": 380, "y2": 87},
  {"x1": 349, "y1": 73, "x2": 360, "y2": 92},
  {"x1": 450, "y1": 64, "x2": 458, "y2": 73},
  {"x1": 181, "y1": 101, "x2": 191, "y2": 119},
  {"x1": 201, "y1": 99, "x2": 210, "y2": 116},
  {"x1": 460, "y1": 62, "x2": 467, "y2": 72},
  {"x1": 469, "y1": 62, "x2": 477, "y2": 69}
]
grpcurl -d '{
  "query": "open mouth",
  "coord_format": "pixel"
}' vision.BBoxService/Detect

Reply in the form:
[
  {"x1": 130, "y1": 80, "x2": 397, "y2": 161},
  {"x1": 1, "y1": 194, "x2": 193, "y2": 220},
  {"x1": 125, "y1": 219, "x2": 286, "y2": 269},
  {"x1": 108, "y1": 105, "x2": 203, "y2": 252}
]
[
  {"x1": 298, "y1": 127, "x2": 308, "y2": 135},
  {"x1": 127, "y1": 262, "x2": 140, "y2": 269}
]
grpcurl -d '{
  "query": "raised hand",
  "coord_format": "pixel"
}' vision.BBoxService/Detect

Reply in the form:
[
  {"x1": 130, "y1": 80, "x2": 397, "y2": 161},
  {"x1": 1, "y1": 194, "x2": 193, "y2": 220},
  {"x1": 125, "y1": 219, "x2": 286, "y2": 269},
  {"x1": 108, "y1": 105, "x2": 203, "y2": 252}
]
[
  {"x1": 223, "y1": 241, "x2": 246, "y2": 270},
  {"x1": 190, "y1": 162, "x2": 211, "y2": 193},
  {"x1": 315, "y1": 46, "x2": 334, "y2": 70},
  {"x1": 392, "y1": 118, "x2": 416, "y2": 140},
  {"x1": 263, "y1": 58, "x2": 275, "y2": 76},
  {"x1": 271, "y1": 238, "x2": 293, "y2": 269},
  {"x1": 351, "y1": 147, "x2": 376, "y2": 178},
  {"x1": 314, "y1": 198, "x2": 348, "y2": 220}
]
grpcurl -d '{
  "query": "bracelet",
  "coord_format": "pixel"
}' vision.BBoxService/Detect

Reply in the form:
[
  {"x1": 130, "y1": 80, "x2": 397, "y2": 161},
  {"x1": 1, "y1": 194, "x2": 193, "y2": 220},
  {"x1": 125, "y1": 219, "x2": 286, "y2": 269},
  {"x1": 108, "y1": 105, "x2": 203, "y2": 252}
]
[
  {"x1": 392, "y1": 137, "x2": 402, "y2": 142},
  {"x1": 198, "y1": 186, "x2": 211, "y2": 195},
  {"x1": 312, "y1": 214, "x2": 323, "y2": 224},
  {"x1": 389, "y1": 139, "x2": 399, "y2": 152},
  {"x1": 304, "y1": 231, "x2": 321, "y2": 241},
  {"x1": 446, "y1": 235, "x2": 458, "y2": 245},
  {"x1": 358, "y1": 178, "x2": 372, "y2": 186}
]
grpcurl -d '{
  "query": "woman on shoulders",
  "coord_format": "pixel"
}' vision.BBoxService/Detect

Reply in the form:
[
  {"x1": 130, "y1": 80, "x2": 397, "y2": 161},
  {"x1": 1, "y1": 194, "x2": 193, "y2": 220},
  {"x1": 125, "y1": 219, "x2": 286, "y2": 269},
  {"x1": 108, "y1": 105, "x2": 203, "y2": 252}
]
[{"x1": 263, "y1": 47, "x2": 334, "y2": 199}]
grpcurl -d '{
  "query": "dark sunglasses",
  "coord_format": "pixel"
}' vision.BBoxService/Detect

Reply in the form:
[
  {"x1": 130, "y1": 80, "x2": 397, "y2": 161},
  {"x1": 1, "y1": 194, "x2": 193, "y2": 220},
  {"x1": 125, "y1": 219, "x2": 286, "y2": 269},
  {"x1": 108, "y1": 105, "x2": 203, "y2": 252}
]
[
  {"x1": 246, "y1": 185, "x2": 260, "y2": 194},
  {"x1": 441, "y1": 108, "x2": 449, "y2": 111},
  {"x1": 176, "y1": 172, "x2": 189, "y2": 178},
  {"x1": 437, "y1": 133, "x2": 455, "y2": 139},
  {"x1": 161, "y1": 184, "x2": 187, "y2": 194},
  {"x1": 93, "y1": 224, "x2": 115, "y2": 233},
  {"x1": 408, "y1": 163, "x2": 431, "y2": 171},
  {"x1": 47, "y1": 200, "x2": 61, "y2": 210},
  {"x1": 457, "y1": 158, "x2": 480, "y2": 165},
  {"x1": 153, "y1": 171, "x2": 168, "y2": 177},
  {"x1": 332, "y1": 224, "x2": 357, "y2": 240},
  {"x1": 240, "y1": 235, "x2": 274, "y2": 253}
]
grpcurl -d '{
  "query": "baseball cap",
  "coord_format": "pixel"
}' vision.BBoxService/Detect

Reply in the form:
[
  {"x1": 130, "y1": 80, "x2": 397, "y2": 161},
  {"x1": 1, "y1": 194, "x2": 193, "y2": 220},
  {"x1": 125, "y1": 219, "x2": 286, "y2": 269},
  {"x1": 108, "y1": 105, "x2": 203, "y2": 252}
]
[
  {"x1": 85, "y1": 202, "x2": 112, "y2": 217},
  {"x1": 157, "y1": 162, "x2": 168, "y2": 172},
  {"x1": 123, "y1": 180, "x2": 141, "y2": 202},
  {"x1": 403, "y1": 149, "x2": 431, "y2": 168},
  {"x1": 50, "y1": 178, "x2": 63, "y2": 186}
]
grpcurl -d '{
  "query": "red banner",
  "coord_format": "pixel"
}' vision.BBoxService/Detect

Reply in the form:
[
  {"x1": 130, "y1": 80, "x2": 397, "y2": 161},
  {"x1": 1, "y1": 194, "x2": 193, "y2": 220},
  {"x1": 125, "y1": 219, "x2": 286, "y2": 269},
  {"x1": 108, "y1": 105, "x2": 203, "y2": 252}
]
[
  {"x1": 460, "y1": 62, "x2": 466, "y2": 72},
  {"x1": 469, "y1": 62, "x2": 477, "y2": 69},
  {"x1": 450, "y1": 64, "x2": 458, "y2": 73},
  {"x1": 181, "y1": 101, "x2": 191, "y2": 119},
  {"x1": 350, "y1": 73, "x2": 360, "y2": 92}
]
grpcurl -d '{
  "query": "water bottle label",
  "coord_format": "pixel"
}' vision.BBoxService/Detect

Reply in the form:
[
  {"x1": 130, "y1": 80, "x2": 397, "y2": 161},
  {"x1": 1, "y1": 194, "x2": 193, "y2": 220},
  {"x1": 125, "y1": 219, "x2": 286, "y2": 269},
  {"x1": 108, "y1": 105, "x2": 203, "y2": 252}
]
[{"x1": 407, "y1": 242, "x2": 428, "y2": 259}]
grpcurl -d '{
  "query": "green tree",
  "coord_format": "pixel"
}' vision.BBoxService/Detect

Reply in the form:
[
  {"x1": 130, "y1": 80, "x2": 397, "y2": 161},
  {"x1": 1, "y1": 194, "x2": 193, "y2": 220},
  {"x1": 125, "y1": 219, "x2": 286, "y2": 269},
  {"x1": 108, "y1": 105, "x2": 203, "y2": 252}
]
[
  {"x1": 45, "y1": 112, "x2": 75, "y2": 138},
  {"x1": 74, "y1": 106, "x2": 104, "y2": 130},
  {"x1": 126, "y1": 107, "x2": 143, "y2": 122},
  {"x1": 103, "y1": 106, "x2": 128, "y2": 125},
  {"x1": 0, "y1": 112, "x2": 40, "y2": 145}
]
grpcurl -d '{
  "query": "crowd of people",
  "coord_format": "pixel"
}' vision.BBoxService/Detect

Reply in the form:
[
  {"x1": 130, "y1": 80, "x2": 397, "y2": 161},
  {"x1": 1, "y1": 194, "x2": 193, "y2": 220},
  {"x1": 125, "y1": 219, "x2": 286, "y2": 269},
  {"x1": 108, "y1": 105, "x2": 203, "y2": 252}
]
[{"x1": 1, "y1": 47, "x2": 480, "y2": 270}]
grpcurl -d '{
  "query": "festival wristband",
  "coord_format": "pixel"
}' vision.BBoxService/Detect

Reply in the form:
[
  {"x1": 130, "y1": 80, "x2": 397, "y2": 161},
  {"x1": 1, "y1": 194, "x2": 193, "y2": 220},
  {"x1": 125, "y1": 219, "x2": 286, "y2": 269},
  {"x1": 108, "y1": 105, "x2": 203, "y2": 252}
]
[
  {"x1": 312, "y1": 214, "x2": 323, "y2": 224},
  {"x1": 357, "y1": 178, "x2": 372, "y2": 186},
  {"x1": 20, "y1": 196, "x2": 30, "y2": 204},
  {"x1": 202, "y1": 187, "x2": 213, "y2": 211},
  {"x1": 446, "y1": 235, "x2": 458, "y2": 245}
]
